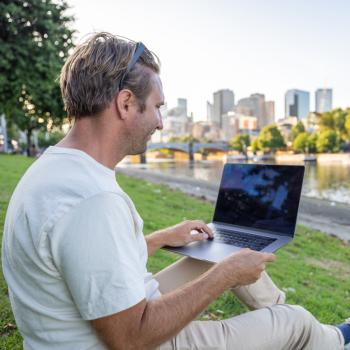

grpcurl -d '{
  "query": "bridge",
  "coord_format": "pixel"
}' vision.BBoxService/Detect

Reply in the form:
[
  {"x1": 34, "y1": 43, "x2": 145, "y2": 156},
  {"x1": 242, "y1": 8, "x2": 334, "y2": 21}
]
[
  {"x1": 138, "y1": 142, "x2": 230, "y2": 163},
  {"x1": 148, "y1": 142, "x2": 229, "y2": 152}
]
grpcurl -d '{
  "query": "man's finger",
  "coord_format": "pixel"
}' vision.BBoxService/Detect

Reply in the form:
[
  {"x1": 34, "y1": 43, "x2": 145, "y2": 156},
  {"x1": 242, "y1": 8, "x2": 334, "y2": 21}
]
[
  {"x1": 191, "y1": 232, "x2": 209, "y2": 241},
  {"x1": 261, "y1": 253, "x2": 276, "y2": 262},
  {"x1": 190, "y1": 220, "x2": 214, "y2": 238}
]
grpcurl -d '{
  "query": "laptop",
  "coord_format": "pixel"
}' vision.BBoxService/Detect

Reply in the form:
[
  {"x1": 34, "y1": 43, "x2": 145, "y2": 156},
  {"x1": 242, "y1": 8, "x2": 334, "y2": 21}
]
[{"x1": 165, "y1": 163, "x2": 305, "y2": 263}]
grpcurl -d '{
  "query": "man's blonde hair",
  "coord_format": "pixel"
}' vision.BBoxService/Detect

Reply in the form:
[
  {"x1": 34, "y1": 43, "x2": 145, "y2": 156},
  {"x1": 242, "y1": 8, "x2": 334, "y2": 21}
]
[{"x1": 60, "y1": 32, "x2": 160, "y2": 117}]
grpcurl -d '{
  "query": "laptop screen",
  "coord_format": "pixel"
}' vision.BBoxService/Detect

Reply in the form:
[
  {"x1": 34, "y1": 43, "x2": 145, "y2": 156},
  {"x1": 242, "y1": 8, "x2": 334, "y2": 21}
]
[{"x1": 213, "y1": 164, "x2": 305, "y2": 236}]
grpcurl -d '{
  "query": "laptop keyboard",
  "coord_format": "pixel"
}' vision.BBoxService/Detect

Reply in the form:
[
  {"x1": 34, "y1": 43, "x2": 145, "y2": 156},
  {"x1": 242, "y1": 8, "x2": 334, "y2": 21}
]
[{"x1": 214, "y1": 229, "x2": 276, "y2": 251}]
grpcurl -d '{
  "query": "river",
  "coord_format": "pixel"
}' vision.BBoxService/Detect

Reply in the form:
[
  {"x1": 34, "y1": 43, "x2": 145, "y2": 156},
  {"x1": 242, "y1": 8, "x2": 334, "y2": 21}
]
[{"x1": 121, "y1": 159, "x2": 350, "y2": 205}]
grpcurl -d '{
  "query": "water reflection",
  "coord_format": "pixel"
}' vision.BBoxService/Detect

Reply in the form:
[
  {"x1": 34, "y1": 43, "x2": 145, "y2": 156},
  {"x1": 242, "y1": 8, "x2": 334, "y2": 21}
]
[{"x1": 123, "y1": 160, "x2": 350, "y2": 204}]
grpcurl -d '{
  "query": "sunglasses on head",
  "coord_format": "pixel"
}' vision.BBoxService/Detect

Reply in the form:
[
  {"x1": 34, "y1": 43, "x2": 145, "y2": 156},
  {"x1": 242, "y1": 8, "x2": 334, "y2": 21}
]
[{"x1": 118, "y1": 42, "x2": 145, "y2": 91}]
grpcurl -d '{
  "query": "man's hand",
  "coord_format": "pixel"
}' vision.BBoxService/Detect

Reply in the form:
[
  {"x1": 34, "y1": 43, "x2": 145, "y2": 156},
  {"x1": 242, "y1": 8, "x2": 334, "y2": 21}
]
[
  {"x1": 215, "y1": 248, "x2": 276, "y2": 288},
  {"x1": 145, "y1": 220, "x2": 214, "y2": 256},
  {"x1": 161, "y1": 220, "x2": 214, "y2": 247}
]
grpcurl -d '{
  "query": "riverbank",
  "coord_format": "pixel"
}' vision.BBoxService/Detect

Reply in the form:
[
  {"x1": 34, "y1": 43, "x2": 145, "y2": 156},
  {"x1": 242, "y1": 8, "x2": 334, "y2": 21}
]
[{"x1": 117, "y1": 166, "x2": 350, "y2": 242}]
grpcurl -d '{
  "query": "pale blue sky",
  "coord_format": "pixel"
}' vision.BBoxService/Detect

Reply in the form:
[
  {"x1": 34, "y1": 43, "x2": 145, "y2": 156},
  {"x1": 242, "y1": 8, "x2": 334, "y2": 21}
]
[{"x1": 68, "y1": 0, "x2": 350, "y2": 121}]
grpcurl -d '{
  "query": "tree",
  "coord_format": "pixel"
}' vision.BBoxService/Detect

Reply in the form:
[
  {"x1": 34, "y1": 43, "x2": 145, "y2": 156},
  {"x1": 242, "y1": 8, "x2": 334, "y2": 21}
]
[
  {"x1": 258, "y1": 125, "x2": 285, "y2": 153},
  {"x1": 307, "y1": 132, "x2": 318, "y2": 153},
  {"x1": 291, "y1": 121, "x2": 305, "y2": 141},
  {"x1": 229, "y1": 134, "x2": 250, "y2": 156},
  {"x1": 251, "y1": 137, "x2": 260, "y2": 154},
  {"x1": 316, "y1": 130, "x2": 340, "y2": 153},
  {"x1": 293, "y1": 132, "x2": 309, "y2": 153},
  {"x1": 319, "y1": 111, "x2": 335, "y2": 131},
  {"x1": 180, "y1": 135, "x2": 200, "y2": 143},
  {"x1": 319, "y1": 108, "x2": 349, "y2": 142},
  {"x1": 332, "y1": 109, "x2": 348, "y2": 141},
  {"x1": 38, "y1": 130, "x2": 65, "y2": 148},
  {"x1": 0, "y1": 0, "x2": 75, "y2": 155},
  {"x1": 168, "y1": 136, "x2": 199, "y2": 143},
  {"x1": 168, "y1": 136, "x2": 182, "y2": 143},
  {"x1": 345, "y1": 109, "x2": 350, "y2": 140}
]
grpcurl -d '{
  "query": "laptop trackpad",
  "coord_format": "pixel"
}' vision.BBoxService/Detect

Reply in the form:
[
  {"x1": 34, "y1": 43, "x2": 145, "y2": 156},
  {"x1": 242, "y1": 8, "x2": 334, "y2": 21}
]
[{"x1": 167, "y1": 241, "x2": 242, "y2": 263}]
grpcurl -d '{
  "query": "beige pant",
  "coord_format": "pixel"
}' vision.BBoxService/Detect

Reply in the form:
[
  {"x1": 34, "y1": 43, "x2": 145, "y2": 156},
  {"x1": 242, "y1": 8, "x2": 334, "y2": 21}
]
[{"x1": 155, "y1": 257, "x2": 344, "y2": 350}]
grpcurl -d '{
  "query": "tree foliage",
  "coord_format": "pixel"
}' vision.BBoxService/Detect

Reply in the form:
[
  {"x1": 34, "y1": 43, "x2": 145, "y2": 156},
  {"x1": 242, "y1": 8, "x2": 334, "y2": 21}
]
[
  {"x1": 258, "y1": 125, "x2": 285, "y2": 153},
  {"x1": 319, "y1": 108, "x2": 349, "y2": 142},
  {"x1": 38, "y1": 130, "x2": 65, "y2": 148},
  {"x1": 292, "y1": 131, "x2": 318, "y2": 154},
  {"x1": 293, "y1": 132, "x2": 308, "y2": 153},
  {"x1": 229, "y1": 134, "x2": 250, "y2": 155},
  {"x1": 291, "y1": 121, "x2": 305, "y2": 141},
  {"x1": 345, "y1": 109, "x2": 350, "y2": 139},
  {"x1": 316, "y1": 130, "x2": 340, "y2": 153},
  {"x1": 307, "y1": 132, "x2": 318, "y2": 154},
  {"x1": 168, "y1": 135, "x2": 200, "y2": 143},
  {"x1": 0, "y1": 0, "x2": 75, "y2": 155},
  {"x1": 251, "y1": 137, "x2": 260, "y2": 154}
]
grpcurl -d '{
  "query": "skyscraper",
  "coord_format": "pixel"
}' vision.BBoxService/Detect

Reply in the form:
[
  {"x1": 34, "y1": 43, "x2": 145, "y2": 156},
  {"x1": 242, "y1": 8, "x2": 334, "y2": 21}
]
[
  {"x1": 265, "y1": 101, "x2": 275, "y2": 125},
  {"x1": 250, "y1": 93, "x2": 266, "y2": 129},
  {"x1": 212, "y1": 89, "x2": 235, "y2": 127},
  {"x1": 206, "y1": 101, "x2": 213, "y2": 122},
  {"x1": 315, "y1": 89, "x2": 332, "y2": 113},
  {"x1": 167, "y1": 98, "x2": 188, "y2": 117},
  {"x1": 177, "y1": 98, "x2": 188, "y2": 117},
  {"x1": 235, "y1": 93, "x2": 270, "y2": 129},
  {"x1": 285, "y1": 89, "x2": 310, "y2": 119}
]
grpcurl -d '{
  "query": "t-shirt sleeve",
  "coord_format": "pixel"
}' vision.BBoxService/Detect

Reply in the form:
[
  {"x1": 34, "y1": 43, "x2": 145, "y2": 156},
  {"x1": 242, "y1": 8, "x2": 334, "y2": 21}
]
[{"x1": 50, "y1": 192, "x2": 146, "y2": 320}]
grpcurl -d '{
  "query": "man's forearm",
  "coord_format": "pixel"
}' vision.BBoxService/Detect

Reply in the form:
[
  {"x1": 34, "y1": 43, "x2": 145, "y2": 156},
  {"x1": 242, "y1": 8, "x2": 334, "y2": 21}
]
[
  {"x1": 145, "y1": 230, "x2": 166, "y2": 256},
  {"x1": 145, "y1": 221, "x2": 214, "y2": 256},
  {"x1": 136, "y1": 263, "x2": 232, "y2": 349}
]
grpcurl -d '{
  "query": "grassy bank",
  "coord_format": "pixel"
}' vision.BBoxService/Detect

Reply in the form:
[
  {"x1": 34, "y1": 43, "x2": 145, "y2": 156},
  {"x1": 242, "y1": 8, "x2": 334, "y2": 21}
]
[{"x1": 0, "y1": 154, "x2": 349, "y2": 348}]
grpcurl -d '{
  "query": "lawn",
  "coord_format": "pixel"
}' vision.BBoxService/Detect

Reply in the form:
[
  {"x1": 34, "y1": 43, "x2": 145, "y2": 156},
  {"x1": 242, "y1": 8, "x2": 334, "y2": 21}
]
[{"x1": 0, "y1": 154, "x2": 349, "y2": 349}]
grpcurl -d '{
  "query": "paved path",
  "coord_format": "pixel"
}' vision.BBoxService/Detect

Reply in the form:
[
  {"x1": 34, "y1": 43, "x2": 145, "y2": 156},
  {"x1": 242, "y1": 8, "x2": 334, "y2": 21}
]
[{"x1": 117, "y1": 167, "x2": 350, "y2": 242}]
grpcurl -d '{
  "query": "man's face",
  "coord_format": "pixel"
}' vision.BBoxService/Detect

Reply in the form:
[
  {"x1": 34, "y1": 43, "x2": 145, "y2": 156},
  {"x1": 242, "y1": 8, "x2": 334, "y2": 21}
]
[{"x1": 127, "y1": 74, "x2": 164, "y2": 155}]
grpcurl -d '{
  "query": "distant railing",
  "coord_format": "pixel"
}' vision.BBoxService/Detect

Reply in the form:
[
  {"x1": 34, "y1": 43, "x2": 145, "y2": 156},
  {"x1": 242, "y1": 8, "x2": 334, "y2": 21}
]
[{"x1": 147, "y1": 142, "x2": 230, "y2": 153}]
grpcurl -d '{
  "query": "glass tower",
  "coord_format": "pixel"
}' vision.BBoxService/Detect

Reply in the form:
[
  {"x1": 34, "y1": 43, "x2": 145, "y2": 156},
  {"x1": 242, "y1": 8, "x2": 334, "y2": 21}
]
[
  {"x1": 315, "y1": 89, "x2": 332, "y2": 113},
  {"x1": 285, "y1": 89, "x2": 310, "y2": 119}
]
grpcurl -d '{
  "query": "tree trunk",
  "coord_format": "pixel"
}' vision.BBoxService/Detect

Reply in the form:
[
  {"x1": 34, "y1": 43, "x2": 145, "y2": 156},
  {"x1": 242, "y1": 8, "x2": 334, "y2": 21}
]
[
  {"x1": 26, "y1": 129, "x2": 32, "y2": 157},
  {"x1": 1, "y1": 114, "x2": 8, "y2": 153}
]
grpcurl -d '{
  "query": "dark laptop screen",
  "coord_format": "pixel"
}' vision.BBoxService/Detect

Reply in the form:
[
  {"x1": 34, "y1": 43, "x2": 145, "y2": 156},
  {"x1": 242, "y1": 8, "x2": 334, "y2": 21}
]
[{"x1": 213, "y1": 164, "x2": 305, "y2": 236}]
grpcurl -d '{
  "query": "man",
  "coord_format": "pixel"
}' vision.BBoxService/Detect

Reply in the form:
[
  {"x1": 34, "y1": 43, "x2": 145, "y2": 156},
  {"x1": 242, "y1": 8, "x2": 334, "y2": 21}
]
[{"x1": 2, "y1": 32, "x2": 349, "y2": 350}]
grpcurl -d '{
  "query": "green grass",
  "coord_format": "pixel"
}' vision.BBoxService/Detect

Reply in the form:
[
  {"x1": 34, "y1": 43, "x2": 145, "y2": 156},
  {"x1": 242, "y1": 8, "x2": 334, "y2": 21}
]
[{"x1": 0, "y1": 154, "x2": 349, "y2": 348}]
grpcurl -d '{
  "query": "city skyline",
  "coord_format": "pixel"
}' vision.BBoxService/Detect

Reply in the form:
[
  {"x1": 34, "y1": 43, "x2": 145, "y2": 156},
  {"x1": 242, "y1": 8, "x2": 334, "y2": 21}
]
[
  {"x1": 167, "y1": 87, "x2": 334, "y2": 121},
  {"x1": 67, "y1": 0, "x2": 350, "y2": 121}
]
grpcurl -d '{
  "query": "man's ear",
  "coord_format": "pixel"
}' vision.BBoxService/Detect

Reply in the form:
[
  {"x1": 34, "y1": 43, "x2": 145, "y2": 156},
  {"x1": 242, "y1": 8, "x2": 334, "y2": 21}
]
[{"x1": 115, "y1": 90, "x2": 133, "y2": 120}]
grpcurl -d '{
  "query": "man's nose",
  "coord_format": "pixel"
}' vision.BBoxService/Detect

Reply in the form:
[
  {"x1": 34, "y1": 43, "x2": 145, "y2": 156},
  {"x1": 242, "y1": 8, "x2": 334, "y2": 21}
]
[{"x1": 157, "y1": 111, "x2": 164, "y2": 130}]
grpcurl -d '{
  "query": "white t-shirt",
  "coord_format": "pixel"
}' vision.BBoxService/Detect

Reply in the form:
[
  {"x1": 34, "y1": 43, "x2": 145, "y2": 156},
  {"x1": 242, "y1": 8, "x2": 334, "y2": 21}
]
[{"x1": 2, "y1": 146, "x2": 161, "y2": 350}]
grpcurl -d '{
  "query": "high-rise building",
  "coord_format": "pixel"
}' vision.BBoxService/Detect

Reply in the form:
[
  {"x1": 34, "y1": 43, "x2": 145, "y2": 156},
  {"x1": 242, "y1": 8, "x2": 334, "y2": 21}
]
[
  {"x1": 265, "y1": 101, "x2": 275, "y2": 125},
  {"x1": 250, "y1": 93, "x2": 266, "y2": 129},
  {"x1": 177, "y1": 98, "x2": 188, "y2": 117},
  {"x1": 221, "y1": 112, "x2": 239, "y2": 141},
  {"x1": 315, "y1": 89, "x2": 332, "y2": 113},
  {"x1": 235, "y1": 93, "x2": 269, "y2": 129},
  {"x1": 206, "y1": 101, "x2": 213, "y2": 122},
  {"x1": 285, "y1": 89, "x2": 310, "y2": 119},
  {"x1": 212, "y1": 89, "x2": 235, "y2": 127},
  {"x1": 168, "y1": 98, "x2": 188, "y2": 117},
  {"x1": 234, "y1": 97, "x2": 254, "y2": 116},
  {"x1": 192, "y1": 121, "x2": 211, "y2": 140}
]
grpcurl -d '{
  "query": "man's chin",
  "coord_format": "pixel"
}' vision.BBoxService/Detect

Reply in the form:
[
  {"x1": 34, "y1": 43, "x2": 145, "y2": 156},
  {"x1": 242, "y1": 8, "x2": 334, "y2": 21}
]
[{"x1": 129, "y1": 144, "x2": 147, "y2": 156}]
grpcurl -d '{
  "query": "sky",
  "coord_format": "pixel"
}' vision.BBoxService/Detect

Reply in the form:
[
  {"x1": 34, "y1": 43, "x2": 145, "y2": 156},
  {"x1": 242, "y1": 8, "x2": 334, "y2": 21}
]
[{"x1": 67, "y1": 0, "x2": 350, "y2": 121}]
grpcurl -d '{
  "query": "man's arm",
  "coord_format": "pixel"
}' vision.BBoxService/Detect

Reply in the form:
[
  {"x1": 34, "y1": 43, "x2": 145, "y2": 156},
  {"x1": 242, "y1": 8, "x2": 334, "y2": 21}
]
[
  {"x1": 91, "y1": 249, "x2": 276, "y2": 350},
  {"x1": 145, "y1": 220, "x2": 214, "y2": 256}
]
